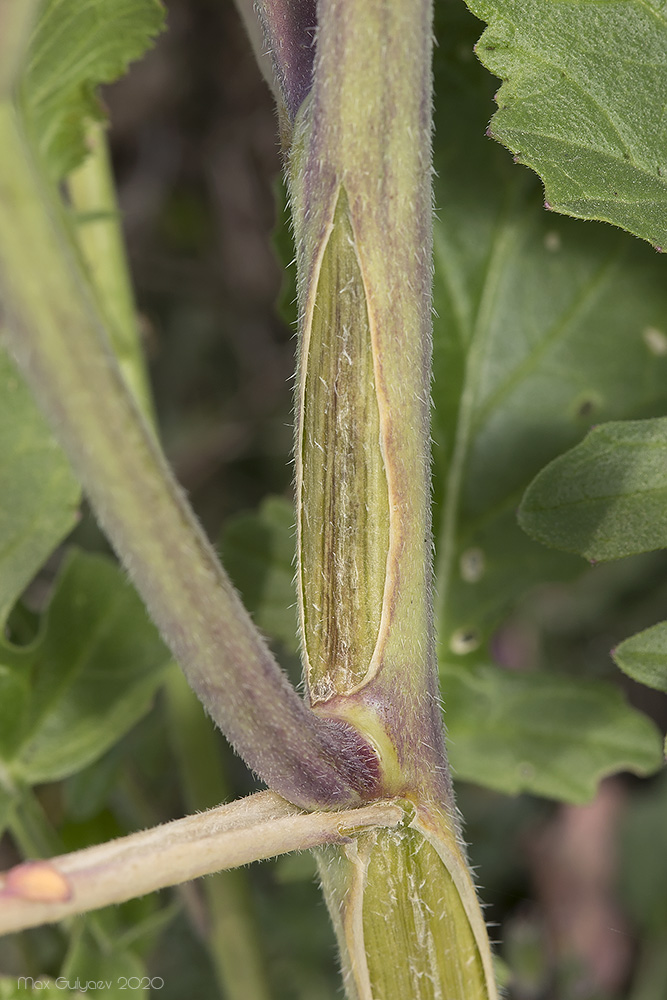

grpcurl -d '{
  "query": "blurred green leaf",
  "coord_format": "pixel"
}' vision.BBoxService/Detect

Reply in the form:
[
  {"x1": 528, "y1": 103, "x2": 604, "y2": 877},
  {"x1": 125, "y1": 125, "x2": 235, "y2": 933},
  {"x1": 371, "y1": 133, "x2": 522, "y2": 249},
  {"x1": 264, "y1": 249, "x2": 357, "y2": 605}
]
[
  {"x1": 519, "y1": 418, "x2": 667, "y2": 562},
  {"x1": 0, "y1": 348, "x2": 80, "y2": 628},
  {"x1": 432, "y1": 2, "x2": 667, "y2": 651},
  {"x1": 62, "y1": 750, "x2": 127, "y2": 822},
  {"x1": 221, "y1": 496, "x2": 299, "y2": 655},
  {"x1": 463, "y1": 0, "x2": 667, "y2": 248},
  {"x1": 613, "y1": 620, "x2": 667, "y2": 693},
  {"x1": 61, "y1": 924, "x2": 149, "y2": 999},
  {"x1": 0, "y1": 980, "x2": 59, "y2": 999},
  {"x1": 23, "y1": 0, "x2": 165, "y2": 179},
  {"x1": 442, "y1": 662, "x2": 663, "y2": 802},
  {"x1": 153, "y1": 912, "x2": 219, "y2": 1000},
  {"x1": 0, "y1": 550, "x2": 169, "y2": 784}
]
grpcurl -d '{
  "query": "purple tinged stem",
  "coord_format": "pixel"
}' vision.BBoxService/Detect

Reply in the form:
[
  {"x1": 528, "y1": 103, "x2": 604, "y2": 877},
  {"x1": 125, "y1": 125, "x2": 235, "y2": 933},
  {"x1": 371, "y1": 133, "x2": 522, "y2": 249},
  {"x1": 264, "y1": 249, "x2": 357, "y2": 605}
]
[
  {"x1": 289, "y1": 0, "x2": 453, "y2": 809},
  {"x1": 254, "y1": 0, "x2": 317, "y2": 121},
  {"x1": 0, "y1": 101, "x2": 379, "y2": 811}
]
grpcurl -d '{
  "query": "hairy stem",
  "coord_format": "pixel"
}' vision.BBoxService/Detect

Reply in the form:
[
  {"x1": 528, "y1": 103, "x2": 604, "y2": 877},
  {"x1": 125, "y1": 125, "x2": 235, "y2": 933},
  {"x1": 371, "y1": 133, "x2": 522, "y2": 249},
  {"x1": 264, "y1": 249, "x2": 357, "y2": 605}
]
[
  {"x1": 69, "y1": 132, "x2": 271, "y2": 997},
  {"x1": 267, "y1": 0, "x2": 500, "y2": 994},
  {"x1": 0, "y1": 99, "x2": 378, "y2": 810},
  {"x1": 0, "y1": 792, "x2": 404, "y2": 934},
  {"x1": 291, "y1": 0, "x2": 449, "y2": 804}
]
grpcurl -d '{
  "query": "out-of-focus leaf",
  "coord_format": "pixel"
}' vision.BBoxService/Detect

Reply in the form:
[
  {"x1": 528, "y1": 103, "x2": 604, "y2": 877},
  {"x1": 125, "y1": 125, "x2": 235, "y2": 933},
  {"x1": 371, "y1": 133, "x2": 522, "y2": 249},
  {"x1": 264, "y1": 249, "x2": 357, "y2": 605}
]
[
  {"x1": 519, "y1": 418, "x2": 667, "y2": 562},
  {"x1": 432, "y1": 2, "x2": 667, "y2": 654},
  {"x1": 0, "y1": 347, "x2": 80, "y2": 628},
  {"x1": 463, "y1": 0, "x2": 667, "y2": 248},
  {"x1": 442, "y1": 662, "x2": 663, "y2": 802},
  {"x1": 62, "y1": 749, "x2": 127, "y2": 822},
  {"x1": 61, "y1": 926, "x2": 149, "y2": 999},
  {"x1": 23, "y1": 0, "x2": 165, "y2": 179},
  {"x1": 221, "y1": 496, "x2": 299, "y2": 655},
  {"x1": 613, "y1": 620, "x2": 667, "y2": 694},
  {"x1": 0, "y1": 550, "x2": 169, "y2": 784},
  {"x1": 0, "y1": 981, "x2": 60, "y2": 999}
]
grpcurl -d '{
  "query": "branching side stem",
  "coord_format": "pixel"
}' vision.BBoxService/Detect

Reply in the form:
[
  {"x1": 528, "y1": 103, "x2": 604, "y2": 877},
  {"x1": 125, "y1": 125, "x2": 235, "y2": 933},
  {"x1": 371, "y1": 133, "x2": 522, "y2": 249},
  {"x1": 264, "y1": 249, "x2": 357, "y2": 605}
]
[
  {"x1": 0, "y1": 792, "x2": 404, "y2": 934},
  {"x1": 0, "y1": 99, "x2": 378, "y2": 810}
]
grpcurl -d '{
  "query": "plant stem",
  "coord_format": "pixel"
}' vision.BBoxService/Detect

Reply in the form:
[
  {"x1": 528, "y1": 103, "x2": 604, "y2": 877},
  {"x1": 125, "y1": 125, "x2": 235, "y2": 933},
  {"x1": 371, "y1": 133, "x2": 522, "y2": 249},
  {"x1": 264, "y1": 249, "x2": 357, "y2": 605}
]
[
  {"x1": 0, "y1": 98, "x2": 379, "y2": 810},
  {"x1": 317, "y1": 802, "x2": 498, "y2": 1000},
  {"x1": 0, "y1": 0, "x2": 39, "y2": 97},
  {"x1": 68, "y1": 130, "x2": 270, "y2": 993},
  {"x1": 291, "y1": 0, "x2": 450, "y2": 806},
  {"x1": 0, "y1": 791, "x2": 404, "y2": 935},
  {"x1": 8, "y1": 787, "x2": 115, "y2": 954},
  {"x1": 165, "y1": 665, "x2": 233, "y2": 812},
  {"x1": 265, "y1": 0, "x2": 500, "y2": 994},
  {"x1": 231, "y1": 1, "x2": 284, "y2": 111},
  {"x1": 66, "y1": 119, "x2": 154, "y2": 425},
  {"x1": 253, "y1": 0, "x2": 317, "y2": 122},
  {"x1": 68, "y1": 128, "x2": 269, "y2": 999},
  {"x1": 165, "y1": 667, "x2": 272, "y2": 1000}
]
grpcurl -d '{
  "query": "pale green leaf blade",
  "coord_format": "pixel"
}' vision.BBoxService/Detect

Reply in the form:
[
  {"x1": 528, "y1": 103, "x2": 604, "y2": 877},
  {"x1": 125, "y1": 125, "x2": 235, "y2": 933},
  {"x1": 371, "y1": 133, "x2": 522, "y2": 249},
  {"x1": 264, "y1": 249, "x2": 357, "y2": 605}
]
[
  {"x1": 432, "y1": 3, "x2": 667, "y2": 655},
  {"x1": 518, "y1": 417, "x2": 667, "y2": 562},
  {"x1": 442, "y1": 663, "x2": 663, "y2": 802},
  {"x1": 60, "y1": 928, "x2": 150, "y2": 1000},
  {"x1": 0, "y1": 346, "x2": 80, "y2": 628},
  {"x1": 613, "y1": 620, "x2": 667, "y2": 693},
  {"x1": 1, "y1": 550, "x2": 169, "y2": 783},
  {"x1": 220, "y1": 496, "x2": 299, "y2": 655},
  {"x1": 464, "y1": 0, "x2": 667, "y2": 247},
  {"x1": 22, "y1": 0, "x2": 165, "y2": 179}
]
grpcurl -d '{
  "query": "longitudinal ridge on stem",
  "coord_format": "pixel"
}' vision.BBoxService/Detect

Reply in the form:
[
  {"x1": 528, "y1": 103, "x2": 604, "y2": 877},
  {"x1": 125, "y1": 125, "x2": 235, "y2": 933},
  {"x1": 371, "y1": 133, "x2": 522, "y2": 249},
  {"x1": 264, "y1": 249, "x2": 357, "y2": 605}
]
[
  {"x1": 280, "y1": 1, "x2": 499, "y2": 995},
  {"x1": 289, "y1": 0, "x2": 449, "y2": 805}
]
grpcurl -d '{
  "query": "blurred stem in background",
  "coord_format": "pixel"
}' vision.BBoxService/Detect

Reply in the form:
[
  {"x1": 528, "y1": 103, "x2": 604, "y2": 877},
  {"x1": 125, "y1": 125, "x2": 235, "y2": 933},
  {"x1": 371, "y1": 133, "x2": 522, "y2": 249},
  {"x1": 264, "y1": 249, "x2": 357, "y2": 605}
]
[
  {"x1": 165, "y1": 667, "x2": 272, "y2": 1000},
  {"x1": 67, "y1": 120, "x2": 155, "y2": 426}
]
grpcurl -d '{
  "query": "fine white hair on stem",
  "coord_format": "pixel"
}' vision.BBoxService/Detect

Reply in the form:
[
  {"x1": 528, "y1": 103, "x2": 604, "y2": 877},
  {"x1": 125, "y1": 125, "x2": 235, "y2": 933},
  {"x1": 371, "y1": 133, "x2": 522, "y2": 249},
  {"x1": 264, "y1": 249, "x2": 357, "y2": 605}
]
[{"x1": 0, "y1": 792, "x2": 404, "y2": 936}]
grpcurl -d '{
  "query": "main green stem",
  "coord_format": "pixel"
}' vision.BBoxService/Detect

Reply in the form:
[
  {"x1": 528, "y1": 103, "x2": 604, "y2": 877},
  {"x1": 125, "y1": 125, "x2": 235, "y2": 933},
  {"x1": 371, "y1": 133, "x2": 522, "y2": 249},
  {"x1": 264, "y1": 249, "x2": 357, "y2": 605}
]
[
  {"x1": 290, "y1": 0, "x2": 450, "y2": 806},
  {"x1": 263, "y1": 1, "x2": 499, "y2": 995}
]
